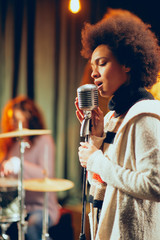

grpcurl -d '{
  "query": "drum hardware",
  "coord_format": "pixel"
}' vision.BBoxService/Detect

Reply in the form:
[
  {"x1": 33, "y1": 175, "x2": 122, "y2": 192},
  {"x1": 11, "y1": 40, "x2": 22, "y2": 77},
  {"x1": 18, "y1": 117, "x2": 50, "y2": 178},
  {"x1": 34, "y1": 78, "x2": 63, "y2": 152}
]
[
  {"x1": 42, "y1": 145, "x2": 49, "y2": 240},
  {"x1": 23, "y1": 178, "x2": 74, "y2": 192},
  {"x1": 0, "y1": 129, "x2": 51, "y2": 139},
  {"x1": 0, "y1": 198, "x2": 10, "y2": 240},
  {"x1": 0, "y1": 223, "x2": 10, "y2": 240},
  {"x1": 0, "y1": 123, "x2": 51, "y2": 240},
  {"x1": 0, "y1": 125, "x2": 74, "y2": 240},
  {"x1": 18, "y1": 139, "x2": 30, "y2": 240},
  {"x1": 24, "y1": 178, "x2": 74, "y2": 240},
  {"x1": 0, "y1": 178, "x2": 19, "y2": 240}
]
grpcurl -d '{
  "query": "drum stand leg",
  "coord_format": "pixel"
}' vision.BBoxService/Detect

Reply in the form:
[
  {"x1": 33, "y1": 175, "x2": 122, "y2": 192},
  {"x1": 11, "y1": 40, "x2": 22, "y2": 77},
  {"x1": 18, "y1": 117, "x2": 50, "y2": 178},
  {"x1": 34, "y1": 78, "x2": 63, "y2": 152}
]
[
  {"x1": 18, "y1": 139, "x2": 30, "y2": 240},
  {"x1": 42, "y1": 192, "x2": 50, "y2": 240},
  {"x1": 0, "y1": 197, "x2": 10, "y2": 240}
]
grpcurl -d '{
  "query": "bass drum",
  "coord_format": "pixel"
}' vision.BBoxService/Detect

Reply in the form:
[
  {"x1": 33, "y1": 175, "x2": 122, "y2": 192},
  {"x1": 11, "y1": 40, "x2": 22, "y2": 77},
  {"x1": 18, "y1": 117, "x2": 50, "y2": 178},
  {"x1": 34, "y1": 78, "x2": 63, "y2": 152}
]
[{"x1": 0, "y1": 178, "x2": 20, "y2": 223}]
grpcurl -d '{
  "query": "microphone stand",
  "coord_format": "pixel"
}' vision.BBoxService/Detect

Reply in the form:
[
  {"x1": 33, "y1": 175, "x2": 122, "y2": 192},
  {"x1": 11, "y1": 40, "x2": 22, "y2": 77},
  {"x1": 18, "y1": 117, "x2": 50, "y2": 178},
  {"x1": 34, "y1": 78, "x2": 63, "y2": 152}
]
[{"x1": 79, "y1": 111, "x2": 91, "y2": 240}]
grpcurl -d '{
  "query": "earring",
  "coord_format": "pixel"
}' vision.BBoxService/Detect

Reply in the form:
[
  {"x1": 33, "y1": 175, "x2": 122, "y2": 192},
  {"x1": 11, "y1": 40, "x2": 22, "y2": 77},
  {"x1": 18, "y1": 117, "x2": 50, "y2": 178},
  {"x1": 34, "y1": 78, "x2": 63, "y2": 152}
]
[{"x1": 123, "y1": 66, "x2": 130, "y2": 73}]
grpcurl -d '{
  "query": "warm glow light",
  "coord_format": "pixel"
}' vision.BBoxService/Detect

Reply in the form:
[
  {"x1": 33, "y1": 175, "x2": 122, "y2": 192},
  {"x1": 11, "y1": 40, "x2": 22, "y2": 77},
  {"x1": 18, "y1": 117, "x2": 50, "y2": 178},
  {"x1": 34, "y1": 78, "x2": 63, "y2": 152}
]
[
  {"x1": 69, "y1": 0, "x2": 81, "y2": 14},
  {"x1": 7, "y1": 109, "x2": 13, "y2": 118},
  {"x1": 148, "y1": 81, "x2": 160, "y2": 100},
  {"x1": 147, "y1": 72, "x2": 160, "y2": 100}
]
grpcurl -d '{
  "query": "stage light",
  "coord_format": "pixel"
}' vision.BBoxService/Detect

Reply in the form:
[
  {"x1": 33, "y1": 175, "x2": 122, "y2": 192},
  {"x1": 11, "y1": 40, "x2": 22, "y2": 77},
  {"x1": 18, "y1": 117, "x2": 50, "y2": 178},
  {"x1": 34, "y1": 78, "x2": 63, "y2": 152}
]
[{"x1": 69, "y1": 0, "x2": 81, "y2": 14}]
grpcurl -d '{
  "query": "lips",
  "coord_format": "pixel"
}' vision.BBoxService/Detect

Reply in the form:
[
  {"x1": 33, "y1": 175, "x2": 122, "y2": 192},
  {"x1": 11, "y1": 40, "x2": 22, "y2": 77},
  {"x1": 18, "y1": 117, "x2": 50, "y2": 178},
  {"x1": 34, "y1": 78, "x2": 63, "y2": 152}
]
[{"x1": 94, "y1": 81, "x2": 103, "y2": 89}]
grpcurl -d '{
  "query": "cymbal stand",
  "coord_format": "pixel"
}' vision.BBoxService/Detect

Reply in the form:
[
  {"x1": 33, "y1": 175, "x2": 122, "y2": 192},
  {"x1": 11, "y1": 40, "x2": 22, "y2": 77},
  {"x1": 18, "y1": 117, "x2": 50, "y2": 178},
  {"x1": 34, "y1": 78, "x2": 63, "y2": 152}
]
[
  {"x1": 17, "y1": 122, "x2": 30, "y2": 240},
  {"x1": 42, "y1": 145, "x2": 50, "y2": 240},
  {"x1": 0, "y1": 204, "x2": 10, "y2": 240},
  {"x1": 42, "y1": 192, "x2": 49, "y2": 240}
]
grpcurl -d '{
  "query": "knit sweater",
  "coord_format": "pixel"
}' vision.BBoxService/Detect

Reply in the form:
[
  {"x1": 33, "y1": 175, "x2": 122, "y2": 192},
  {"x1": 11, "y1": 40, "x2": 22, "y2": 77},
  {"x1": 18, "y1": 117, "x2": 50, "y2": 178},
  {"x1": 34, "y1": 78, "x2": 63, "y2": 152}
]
[
  {"x1": 5, "y1": 135, "x2": 60, "y2": 225},
  {"x1": 87, "y1": 86, "x2": 160, "y2": 239}
]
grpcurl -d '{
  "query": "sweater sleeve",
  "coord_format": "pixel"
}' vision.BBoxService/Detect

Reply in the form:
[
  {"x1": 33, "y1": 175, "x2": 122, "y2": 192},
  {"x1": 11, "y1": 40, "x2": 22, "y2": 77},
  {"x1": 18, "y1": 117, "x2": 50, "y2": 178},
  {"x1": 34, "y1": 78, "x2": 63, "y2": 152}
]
[
  {"x1": 88, "y1": 111, "x2": 113, "y2": 148},
  {"x1": 87, "y1": 115, "x2": 160, "y2": 201},
  {"x1": 89, "y1": 132, "x2": 106, "y2": 149},
  {"x1": 23, "y1": 135, "x2": 55, "y2": 179}
]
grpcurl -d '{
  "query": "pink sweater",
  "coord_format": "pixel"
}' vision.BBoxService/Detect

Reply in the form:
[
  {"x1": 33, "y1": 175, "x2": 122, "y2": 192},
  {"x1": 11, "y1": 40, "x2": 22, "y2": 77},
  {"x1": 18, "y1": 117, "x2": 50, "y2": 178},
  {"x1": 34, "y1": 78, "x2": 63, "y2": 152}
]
[{"x1": 6, "y1": 134, "x2": 60, "y2": 225}]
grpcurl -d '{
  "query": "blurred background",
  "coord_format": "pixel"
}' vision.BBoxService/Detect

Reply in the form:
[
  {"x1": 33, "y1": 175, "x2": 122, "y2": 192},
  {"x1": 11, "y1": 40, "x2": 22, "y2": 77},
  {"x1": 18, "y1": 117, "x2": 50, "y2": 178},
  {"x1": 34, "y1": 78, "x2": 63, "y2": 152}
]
[{"x1": 0, "y1": 0, "x2": 160, "y2": 237}]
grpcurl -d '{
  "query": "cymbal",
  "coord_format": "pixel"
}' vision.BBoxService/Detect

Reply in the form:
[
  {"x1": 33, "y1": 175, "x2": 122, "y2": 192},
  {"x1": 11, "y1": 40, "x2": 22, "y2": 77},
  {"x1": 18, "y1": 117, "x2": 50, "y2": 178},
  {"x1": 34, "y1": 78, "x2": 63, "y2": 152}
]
[
  {"x1": 0, "y1": 128, "x2": 51, "y2": 138},
  {"x1": 23, "y1": 178, "x2": 74, "y2": 192},
  {"x1": 0, "y1": 177, "x2": 18, "y2": 188}
]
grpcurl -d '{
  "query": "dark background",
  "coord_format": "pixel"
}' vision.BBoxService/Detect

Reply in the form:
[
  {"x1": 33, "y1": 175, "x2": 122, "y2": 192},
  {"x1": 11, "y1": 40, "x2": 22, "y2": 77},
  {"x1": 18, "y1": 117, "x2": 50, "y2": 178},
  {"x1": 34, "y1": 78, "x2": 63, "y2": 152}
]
[{"x1": 89, "y1": 0, "x2": 160, "y2": 41}]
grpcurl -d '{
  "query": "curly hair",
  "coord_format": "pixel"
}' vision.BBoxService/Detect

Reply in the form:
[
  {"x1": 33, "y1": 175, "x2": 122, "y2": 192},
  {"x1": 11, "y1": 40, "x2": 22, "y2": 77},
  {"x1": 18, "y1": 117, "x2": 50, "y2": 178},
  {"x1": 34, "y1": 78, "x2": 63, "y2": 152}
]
[
  {"x1": 81, "y1": 12, "x2": 160, "y2": 88},
  {"x1": 0, "y1": 96, "x2": 46, "y2": 161},
  {"x1": 12, "y1": 96, "x2": 45, "y2": 131}
]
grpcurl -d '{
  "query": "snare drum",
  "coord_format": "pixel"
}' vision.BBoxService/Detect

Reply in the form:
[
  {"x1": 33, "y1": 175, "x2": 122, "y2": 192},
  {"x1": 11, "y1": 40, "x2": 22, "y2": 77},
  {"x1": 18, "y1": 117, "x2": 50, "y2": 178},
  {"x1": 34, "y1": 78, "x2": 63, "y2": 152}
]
[{"x1": 0, "y1": 178, "x2": 20, "y2": 223}]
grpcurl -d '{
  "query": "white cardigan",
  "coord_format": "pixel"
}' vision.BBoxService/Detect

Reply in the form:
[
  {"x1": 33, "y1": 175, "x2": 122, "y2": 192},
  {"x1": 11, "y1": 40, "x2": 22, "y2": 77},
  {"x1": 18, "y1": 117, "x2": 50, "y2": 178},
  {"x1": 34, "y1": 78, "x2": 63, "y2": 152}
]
[{"x1": 87, "y1": 100, "x2": 160, "y2": 240}]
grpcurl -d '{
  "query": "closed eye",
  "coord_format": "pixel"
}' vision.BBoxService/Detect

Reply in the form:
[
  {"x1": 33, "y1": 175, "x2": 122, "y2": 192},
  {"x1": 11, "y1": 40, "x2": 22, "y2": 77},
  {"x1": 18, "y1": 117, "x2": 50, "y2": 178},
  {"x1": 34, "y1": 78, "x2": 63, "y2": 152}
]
[
  {"x1": 98, "y1": 58, "x2": 108, "y2": 66},
  {"x1": 99, "y1": 61, "x2": 107, "y2": 66}
]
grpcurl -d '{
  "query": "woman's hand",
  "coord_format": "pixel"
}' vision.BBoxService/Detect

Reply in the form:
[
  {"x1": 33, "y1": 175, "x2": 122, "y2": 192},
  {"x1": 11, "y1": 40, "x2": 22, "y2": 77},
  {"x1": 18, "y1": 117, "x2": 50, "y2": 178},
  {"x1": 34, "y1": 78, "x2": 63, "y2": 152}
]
[
  {"x1": 78, "y1": 142, "x2": 98, "y2": 168},
  {"x1": 0, "y1": 157, "x2": 20, "y2": 176},
  {"x1": 0, "y1": 159, "x2": 14, "y2": 176},
  {"x1": 75, "y1": 97, "x2": 84, "y2": 123},
  {"x1": 75, "y1": 97, "x2": 104, "y2": 137},
  {"x1": 91, "y1": 107, "x2": 104, "y2": 137}
]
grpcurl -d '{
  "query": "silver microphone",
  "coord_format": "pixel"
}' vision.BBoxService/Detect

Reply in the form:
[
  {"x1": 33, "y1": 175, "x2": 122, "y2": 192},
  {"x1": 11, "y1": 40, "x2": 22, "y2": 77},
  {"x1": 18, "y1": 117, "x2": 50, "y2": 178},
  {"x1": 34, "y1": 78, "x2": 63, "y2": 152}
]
[
  {"x1": 77, "y1": 84, "x2": 98, "y2": 137},
  {"x1": 77, "y1": 84, "x2": 98, "y2": 111}
]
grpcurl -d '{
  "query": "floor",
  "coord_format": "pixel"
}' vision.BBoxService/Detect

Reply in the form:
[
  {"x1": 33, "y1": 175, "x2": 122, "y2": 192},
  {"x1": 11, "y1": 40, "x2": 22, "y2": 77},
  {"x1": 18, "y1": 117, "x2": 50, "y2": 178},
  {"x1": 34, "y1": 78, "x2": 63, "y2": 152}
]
[{"x1": 65, "y1": 203, "x2": 91, "y2": 240}]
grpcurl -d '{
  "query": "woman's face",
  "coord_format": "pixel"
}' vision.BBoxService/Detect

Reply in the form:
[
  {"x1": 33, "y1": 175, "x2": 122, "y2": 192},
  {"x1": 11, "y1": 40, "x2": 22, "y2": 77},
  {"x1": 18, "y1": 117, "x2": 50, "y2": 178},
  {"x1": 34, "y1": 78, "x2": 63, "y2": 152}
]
[
  {"x1": 91, "y1": 44, "x2": 130, "y2": 98},
  {"x1": 13, "y1": 109, "x2": 28, "y2": 129}
]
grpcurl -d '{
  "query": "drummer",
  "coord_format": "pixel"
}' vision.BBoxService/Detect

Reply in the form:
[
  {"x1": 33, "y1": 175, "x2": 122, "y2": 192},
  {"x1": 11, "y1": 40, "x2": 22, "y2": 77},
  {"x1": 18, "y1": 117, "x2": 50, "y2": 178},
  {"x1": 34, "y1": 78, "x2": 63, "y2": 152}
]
[{"x1": 0, "y1": 96, "x2": 60, "y2": 240}]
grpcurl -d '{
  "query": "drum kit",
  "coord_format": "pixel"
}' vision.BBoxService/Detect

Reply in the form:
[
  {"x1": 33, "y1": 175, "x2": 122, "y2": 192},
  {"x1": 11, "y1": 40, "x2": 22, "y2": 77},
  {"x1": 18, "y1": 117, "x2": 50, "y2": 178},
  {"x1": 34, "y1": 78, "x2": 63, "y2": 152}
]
[{"x1": 0, "y1": 125, "x2": 74, "y2": 240}]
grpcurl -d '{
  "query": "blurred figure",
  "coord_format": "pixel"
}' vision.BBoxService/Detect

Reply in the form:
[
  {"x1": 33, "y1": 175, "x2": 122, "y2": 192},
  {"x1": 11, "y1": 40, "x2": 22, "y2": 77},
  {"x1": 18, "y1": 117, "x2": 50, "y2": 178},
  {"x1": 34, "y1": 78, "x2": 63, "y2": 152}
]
[{"x1": 0, "y1": 96, "x2": 60, "y2": 240}]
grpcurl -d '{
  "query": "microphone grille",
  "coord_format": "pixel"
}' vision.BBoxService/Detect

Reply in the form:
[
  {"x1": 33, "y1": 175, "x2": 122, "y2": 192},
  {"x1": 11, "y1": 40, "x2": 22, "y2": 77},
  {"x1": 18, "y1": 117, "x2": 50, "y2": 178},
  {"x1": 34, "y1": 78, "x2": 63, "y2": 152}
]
[{"x1": 77, "y1": 84, "x2": 98, "y2": 111}]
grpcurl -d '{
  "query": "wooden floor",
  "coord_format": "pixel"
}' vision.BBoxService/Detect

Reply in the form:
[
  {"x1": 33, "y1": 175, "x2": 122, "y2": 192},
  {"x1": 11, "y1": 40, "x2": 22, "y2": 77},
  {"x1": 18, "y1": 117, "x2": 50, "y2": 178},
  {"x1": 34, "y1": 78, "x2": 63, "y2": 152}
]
[{"x1": 65, "y1": 204, "x2": 91, "y2": 240}]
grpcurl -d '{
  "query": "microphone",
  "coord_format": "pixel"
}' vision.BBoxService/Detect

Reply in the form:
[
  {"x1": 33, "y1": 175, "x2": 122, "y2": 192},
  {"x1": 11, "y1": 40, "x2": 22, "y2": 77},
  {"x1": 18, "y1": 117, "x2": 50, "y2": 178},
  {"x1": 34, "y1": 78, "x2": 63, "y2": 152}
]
[
  {"x1": 77, "y1": 84, "x2": 98, "y2": 111},
  {"x1": 77, "y1": 84, "x2": 99, "y2": 240},
  {"x1": 77, "y1": 84, "x2": 98, "y2": 137}
]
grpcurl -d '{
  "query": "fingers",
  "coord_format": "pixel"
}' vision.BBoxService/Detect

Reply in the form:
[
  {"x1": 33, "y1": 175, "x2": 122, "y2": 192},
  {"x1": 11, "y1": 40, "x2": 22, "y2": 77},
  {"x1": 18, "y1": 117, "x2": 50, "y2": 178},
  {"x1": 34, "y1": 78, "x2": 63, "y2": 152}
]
[
  {"x1": 92, "y1": 113, "x2": 100, "y2": 127},
  {"x1": 78, "y1": 142, "x2": 89, "y2": 156},
  {"x1": 92, "y1": 107, "x2": 104, "y2": 120},
  {"x1": 76, "y1": 110, "x2": 84, "y2": 123},
  {"x1": 1, "y1": 161, "x2": 13, "y2": 176},
  {"x1": 79, "y1": 142, "x2": 90, "y2": 147},
  {"x1": 90, "y1": 107, "x2": 104, "y2": 137},
  {"x1": 78, "y1": 142, "x2": 90, "y2": 168},
  {"x1": 75, "y1": 97, "x2": 84, "y2": 123},
  {"x1": 78, "y1": 142, "x2": 98, "y2": 168},
  {"x1": 74, "y1": 97, "x2": 81, "y2": 111},
  {"x1": 79, "y1": 160, "x2": 87, "y2": 168},
  {"x1": 97, "y1": 107, "x2": 104, "y2": 116}
]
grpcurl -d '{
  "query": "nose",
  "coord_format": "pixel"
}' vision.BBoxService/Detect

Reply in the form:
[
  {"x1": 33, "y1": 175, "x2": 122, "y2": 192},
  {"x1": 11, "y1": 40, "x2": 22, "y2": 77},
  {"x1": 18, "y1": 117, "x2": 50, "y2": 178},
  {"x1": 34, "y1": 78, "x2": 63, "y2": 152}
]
[{"x1": 91, "y1": 67, "x2": 100, "y2": 79}]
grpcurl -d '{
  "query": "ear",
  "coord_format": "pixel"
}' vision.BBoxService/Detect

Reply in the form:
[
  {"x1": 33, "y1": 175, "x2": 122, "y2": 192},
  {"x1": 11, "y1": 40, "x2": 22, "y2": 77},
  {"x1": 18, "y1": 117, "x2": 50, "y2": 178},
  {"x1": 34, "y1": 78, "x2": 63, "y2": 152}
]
[{"x1": 122, "y1": 65, "x2": 131, "y2": 73}]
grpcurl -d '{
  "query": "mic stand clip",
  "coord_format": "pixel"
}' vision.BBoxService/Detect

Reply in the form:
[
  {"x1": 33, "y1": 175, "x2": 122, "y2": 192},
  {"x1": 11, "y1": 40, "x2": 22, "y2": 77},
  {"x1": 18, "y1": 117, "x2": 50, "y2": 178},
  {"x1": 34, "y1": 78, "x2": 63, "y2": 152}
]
[{"x1": 80, "y1": 111, "x2": 91, "y2": 137}]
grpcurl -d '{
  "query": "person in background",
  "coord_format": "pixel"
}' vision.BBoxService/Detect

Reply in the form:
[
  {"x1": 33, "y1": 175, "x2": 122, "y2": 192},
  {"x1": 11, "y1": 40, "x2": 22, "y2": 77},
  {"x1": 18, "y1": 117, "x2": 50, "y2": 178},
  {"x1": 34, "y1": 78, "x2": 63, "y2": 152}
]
[
  {"x1": 75, "y1": 10, "x2": 160, "y2": 240},
  {"x1": 0, "y1": 96, "x2": 60, "y2": 240}
]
